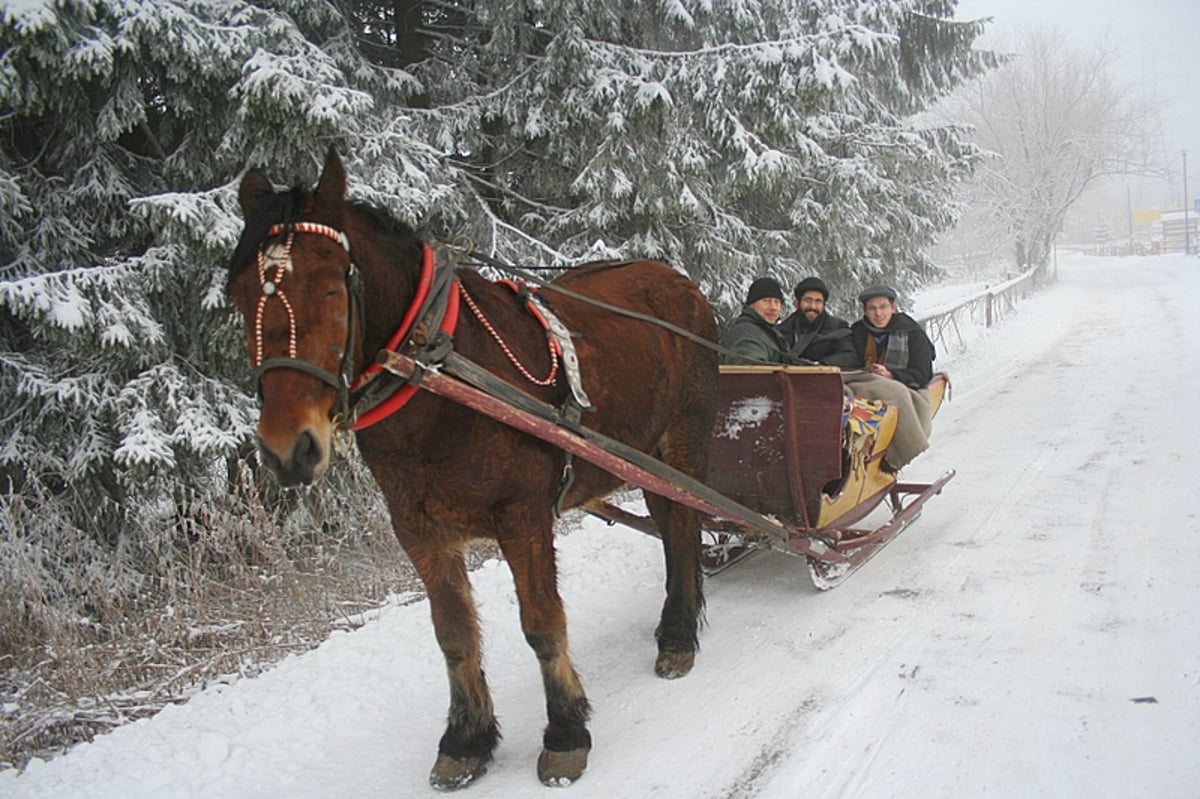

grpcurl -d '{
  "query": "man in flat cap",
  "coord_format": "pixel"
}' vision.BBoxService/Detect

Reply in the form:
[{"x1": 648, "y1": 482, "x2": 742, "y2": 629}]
[
  {"x1": 844, "y1": 285, "x2": 935, "y2": 472},
  {"x1": 720, "y1": 277, "x2": 787, "y2": 363}
]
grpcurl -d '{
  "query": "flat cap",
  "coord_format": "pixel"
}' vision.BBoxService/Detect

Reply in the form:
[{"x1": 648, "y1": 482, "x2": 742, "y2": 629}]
[{"x1": 857, "y1": 285, "x2": 897, "y2": 303}]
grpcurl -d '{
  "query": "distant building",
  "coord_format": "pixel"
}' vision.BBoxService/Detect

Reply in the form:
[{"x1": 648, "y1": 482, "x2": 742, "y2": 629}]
[
  {"x1": 1134, "y1": 208, "x2": 1198, "y2": 254},
  {"x1": 1154, "y1": 210, "x2": 1198, "y2": 254}
]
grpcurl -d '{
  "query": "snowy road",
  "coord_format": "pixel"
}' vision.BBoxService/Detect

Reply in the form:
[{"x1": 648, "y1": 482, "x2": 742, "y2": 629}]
[{"x1": 4, "y1": 254, "x2": 1199, "y2": 798}]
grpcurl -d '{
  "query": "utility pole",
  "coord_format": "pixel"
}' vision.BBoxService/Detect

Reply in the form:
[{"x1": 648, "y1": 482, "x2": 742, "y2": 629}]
[
  {"x1": 1127, "y1": 186, "x2": 1133, "y2": 254},
  {"x1": 1185, "y1": 150, "x2": 1191, "y2": 256}
]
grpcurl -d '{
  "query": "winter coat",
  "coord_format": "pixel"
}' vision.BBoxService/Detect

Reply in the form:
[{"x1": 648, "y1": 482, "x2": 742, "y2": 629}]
[
  {"x1": 779, "y1": 310, "x2": 857, "y2": 367},
  {"x1": 850, "y1": 311, "x2": 935, "y2": 388},
  {"x1": 720, "y1": 307, "x2": 787, "y2": 364}
]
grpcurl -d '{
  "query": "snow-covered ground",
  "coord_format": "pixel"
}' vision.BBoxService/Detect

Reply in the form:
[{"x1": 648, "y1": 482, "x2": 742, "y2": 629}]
[{"x1": 4, "y1": 253, "x2": 1198, "y2": 799}]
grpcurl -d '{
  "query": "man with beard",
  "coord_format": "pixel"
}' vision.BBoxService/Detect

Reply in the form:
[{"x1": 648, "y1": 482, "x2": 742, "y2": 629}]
[
  {"x1": 843, "y1": 285, "x2": 935, "y2": 473},
  {"x1": 778, "y1": 276, "x2": 857, "y2": 367},
  {"x1": 720, "y1": 276, "x2": 787, "y2": 363}
]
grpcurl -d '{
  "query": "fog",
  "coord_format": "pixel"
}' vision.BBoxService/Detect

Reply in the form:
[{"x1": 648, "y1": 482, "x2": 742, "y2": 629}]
[{"x1": 955, "y1": 0, "x2": 1198, "y2": 245}]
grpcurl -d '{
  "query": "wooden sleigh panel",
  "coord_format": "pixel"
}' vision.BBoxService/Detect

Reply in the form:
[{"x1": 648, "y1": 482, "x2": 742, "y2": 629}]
[
  {"x1": 708, "y1": 365, "x2": 845, "y2": 530},
  {"x1": 708, "y1": 367, "x2": 950, "y2": 530}
]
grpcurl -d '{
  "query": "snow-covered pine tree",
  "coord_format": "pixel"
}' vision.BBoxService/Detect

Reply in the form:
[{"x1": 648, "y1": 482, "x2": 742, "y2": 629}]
[
  {"x1": 380, "y1": 0, "x2": 998, "y2": 316},
  {"x1": 0, "y1": 1, "x2": 419, "y2": 614},
  {"x1": 1, "y1": 0, "x2": 996, "y2": 599}
]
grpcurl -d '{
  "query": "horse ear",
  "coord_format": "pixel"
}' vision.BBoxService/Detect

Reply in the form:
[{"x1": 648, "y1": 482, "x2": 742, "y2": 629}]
[
  {"x1": 238, "y1": 169, "x2": 274, "y2": 218},
  {"x1": 314, "y1": 145, "x2": 347, "y2": 206}
]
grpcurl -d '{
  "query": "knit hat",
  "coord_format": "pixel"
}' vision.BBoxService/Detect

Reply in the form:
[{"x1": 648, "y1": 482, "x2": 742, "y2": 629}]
[
  {"x1": 857, "y1": 284, "x2": 897, "y2": 304},
  {"x1": 745, "y1": 277, "x2": 784, "y2": 305},
  {"x1": 794, "y1": 276, "x2": 829, "y2": 300}
]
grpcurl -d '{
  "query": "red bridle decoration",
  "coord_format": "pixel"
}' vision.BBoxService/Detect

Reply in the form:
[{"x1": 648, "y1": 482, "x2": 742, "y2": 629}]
[
  {"x1": 253, "y1": 229, "x2": 300, "y2": 367},
  {"x1": 460, "y1": 280, "x2": 561, "y2": 386},
  {"x1": 252, "y1": 223, "x2": 458, "y2": 432}
]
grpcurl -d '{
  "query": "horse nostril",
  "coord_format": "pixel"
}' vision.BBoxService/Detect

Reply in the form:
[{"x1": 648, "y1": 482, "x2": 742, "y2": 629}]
[{"x1": 291, "y1": 430, "x2": 322, "y2": 475}]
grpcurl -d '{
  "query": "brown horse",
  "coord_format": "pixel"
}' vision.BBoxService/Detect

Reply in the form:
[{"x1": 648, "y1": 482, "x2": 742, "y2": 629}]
[{"x1": 226, "y1": 147, "x2": 719, "y2": 789}]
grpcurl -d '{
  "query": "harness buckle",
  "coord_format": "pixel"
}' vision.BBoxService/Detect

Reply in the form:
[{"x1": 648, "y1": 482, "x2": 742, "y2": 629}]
[{"x1": 331, "y1": 417, "x2": 356, "y2": 454}]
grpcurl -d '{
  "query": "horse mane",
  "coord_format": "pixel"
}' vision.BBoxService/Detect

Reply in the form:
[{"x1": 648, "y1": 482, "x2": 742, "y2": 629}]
[
  {"x1": 344, "y1": 199, "x2": 422, "y2": 251},
  {"x1": 227, "y1": 182, "x2": 423, "y2": 283},
  {"x1": 228, "y1": 184, "x2": 310, "y2": 281}
]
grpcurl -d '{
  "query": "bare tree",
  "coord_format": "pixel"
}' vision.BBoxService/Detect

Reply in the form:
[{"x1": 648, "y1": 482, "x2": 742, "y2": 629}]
[{"x1": 946, "y1": 26, "x2": 1160, "y2": 270}]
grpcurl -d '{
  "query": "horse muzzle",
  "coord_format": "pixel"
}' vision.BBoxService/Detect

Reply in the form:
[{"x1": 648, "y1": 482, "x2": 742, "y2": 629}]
[
  {"x1": 256, "y1": 427, "x2": 330, "y2": 486},
  {"x1": 252, "y1": 358, "x2": 348, "y2": 486}
]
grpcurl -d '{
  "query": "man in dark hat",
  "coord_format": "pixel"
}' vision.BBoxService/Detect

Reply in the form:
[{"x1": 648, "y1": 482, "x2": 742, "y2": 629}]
[
  {"x1": 778, "y1": 276, "x2": 857, "y2": 366},
  {"x1": 844, "y1": 285, "x2": 936, "y2": 472},
  {"x1": 720, "y1": 277, "x2": 787, "y2": 363}
]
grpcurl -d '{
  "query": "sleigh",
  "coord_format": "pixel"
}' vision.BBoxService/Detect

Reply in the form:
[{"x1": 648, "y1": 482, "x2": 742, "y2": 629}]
[
  {"x1": 694, "y1": 366, "x2": 951, "y2": 584},
  {"x1": 379, "y1": 351, "x2": 952, "y2": 589}
]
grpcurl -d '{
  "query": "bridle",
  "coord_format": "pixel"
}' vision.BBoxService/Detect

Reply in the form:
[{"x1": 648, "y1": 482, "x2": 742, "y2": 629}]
[
  {"x1": 249, "y1": 221, "x2": 460, "y2": 432},
  {"x1": 251, "y1": 221, "x2": 364, "y2": 430}
]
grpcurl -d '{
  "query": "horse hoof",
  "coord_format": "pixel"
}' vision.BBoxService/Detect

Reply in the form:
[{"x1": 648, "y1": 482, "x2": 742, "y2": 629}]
[
  {"x1": 655, "y1": 650, "x2": 695, "y2": 679},
  {"x1": 537, "y1": 747, "x2": 589, "y2": 787},
  {"x1": 429, "y1": 753, "x2": 491, "y2": 791}
]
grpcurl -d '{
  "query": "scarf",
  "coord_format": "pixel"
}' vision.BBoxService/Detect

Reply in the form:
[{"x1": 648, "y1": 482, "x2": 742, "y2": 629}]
[{"x1": 863, "y1": 322, "x2": 910, "y2": 372}]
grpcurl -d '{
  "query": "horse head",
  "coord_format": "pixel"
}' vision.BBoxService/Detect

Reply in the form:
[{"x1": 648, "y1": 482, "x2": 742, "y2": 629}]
[{"x1": 227, "y1": 147, "x2": 363, "y2": 485}]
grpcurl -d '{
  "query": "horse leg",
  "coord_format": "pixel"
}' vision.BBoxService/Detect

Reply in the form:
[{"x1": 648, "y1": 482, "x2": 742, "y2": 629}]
[
  {"x1": 496, "y1": 520, "x2": 592, "y2": 787},
  {"x1": 643, "y1": 381, "x2": 713, "y2": 679},
  {"x1": 644, "y1": 491, "x2": 705, "y2": 678},
  {"x1": 406, "y1": 541, "x2": 500, "y2": 791}
]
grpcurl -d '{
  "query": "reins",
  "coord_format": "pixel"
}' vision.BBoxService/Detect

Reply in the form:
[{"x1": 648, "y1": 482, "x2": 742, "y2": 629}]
[{"x1": 458, "y1": 252, "x2": 795, "y2": 368}]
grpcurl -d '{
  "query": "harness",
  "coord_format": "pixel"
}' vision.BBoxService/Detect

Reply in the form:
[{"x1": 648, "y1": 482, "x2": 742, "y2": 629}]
[
  {"x1": 473, "y1": 279, "x2": 594, "y2": 412},
  {"x1": 249, "y1": 223, "x2": 586, "y2": 439}
]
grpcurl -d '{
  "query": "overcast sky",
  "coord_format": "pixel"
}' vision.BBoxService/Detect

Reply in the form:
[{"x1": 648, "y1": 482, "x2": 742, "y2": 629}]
[{"x1": 955, "y1": 0, "x2": 1199, "y2": 207}]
